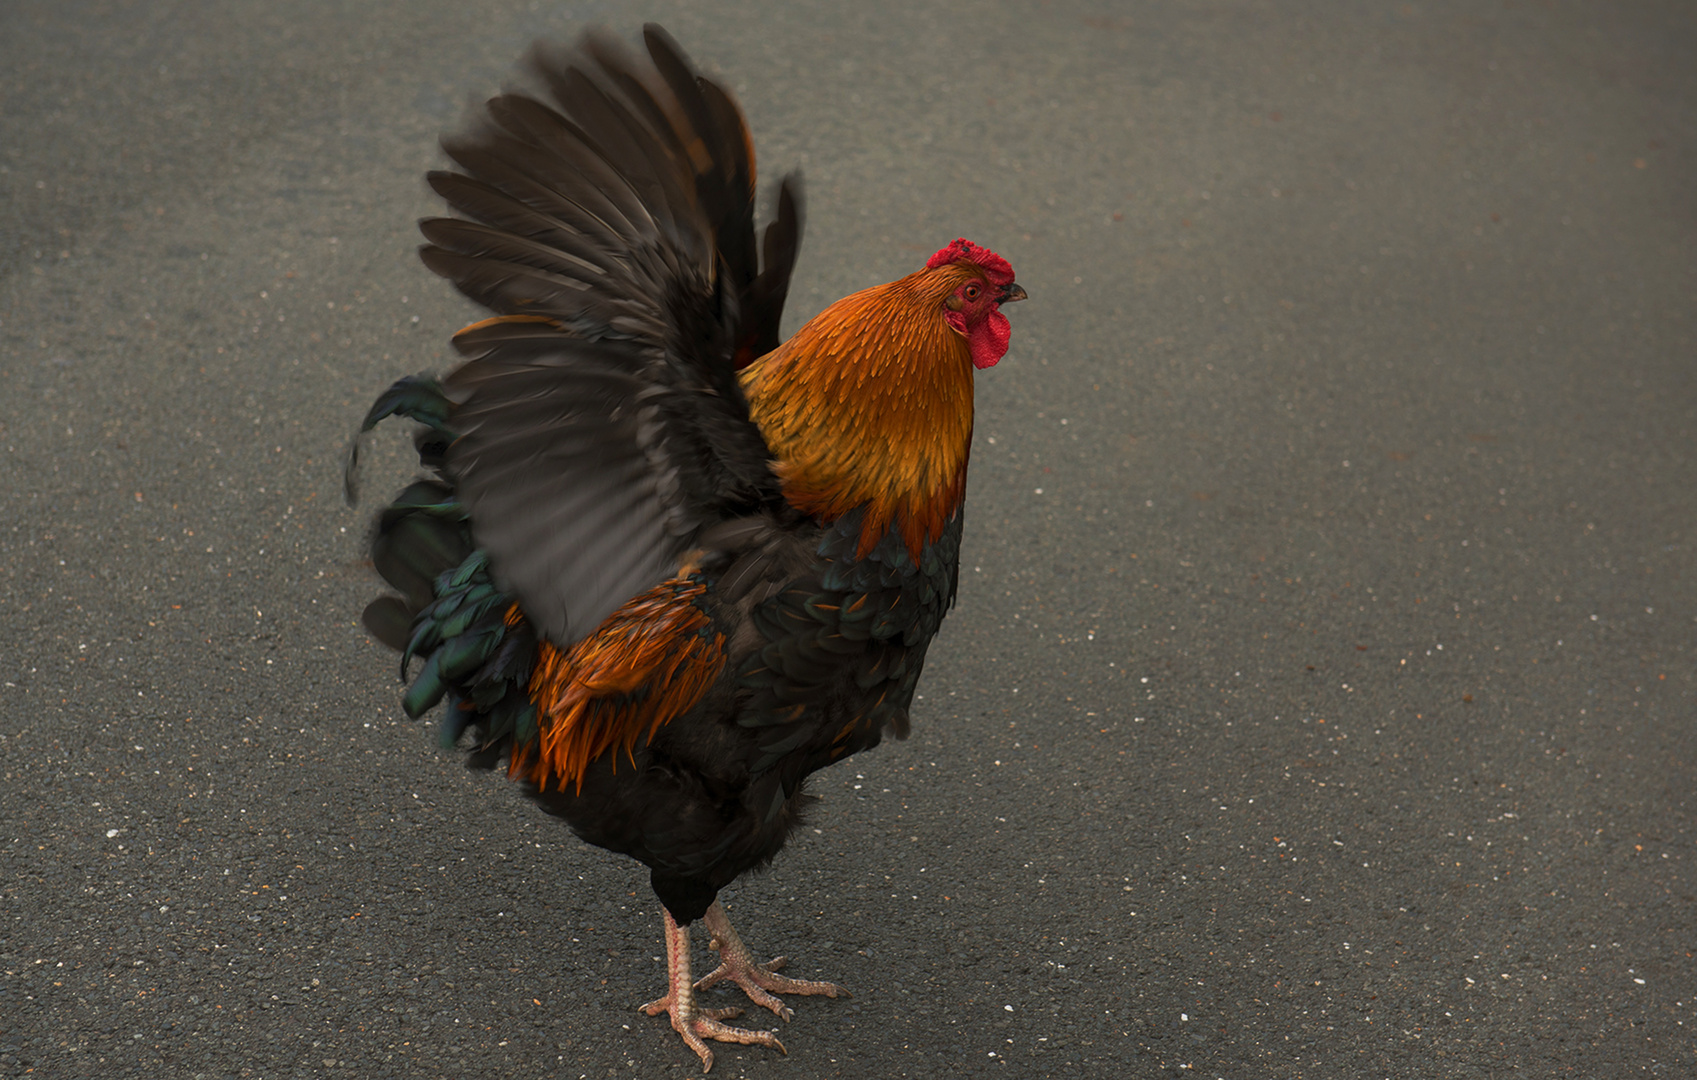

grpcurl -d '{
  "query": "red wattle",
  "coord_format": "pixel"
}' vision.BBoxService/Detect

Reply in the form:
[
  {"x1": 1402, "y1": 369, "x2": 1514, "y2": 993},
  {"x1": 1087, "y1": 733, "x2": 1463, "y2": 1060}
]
[{"x1": 969, "y1": 308, "x2": 1011, "y2": 369}]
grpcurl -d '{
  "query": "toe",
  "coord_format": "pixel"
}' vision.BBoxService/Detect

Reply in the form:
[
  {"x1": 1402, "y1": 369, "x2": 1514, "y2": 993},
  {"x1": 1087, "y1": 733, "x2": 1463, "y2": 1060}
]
[
  {"x1": 676, "y1": 1026, "x2": 715, "y2": 1073},
  {"x1": 695, "y1": 1017, "x2": 786, "y2": 1056}
]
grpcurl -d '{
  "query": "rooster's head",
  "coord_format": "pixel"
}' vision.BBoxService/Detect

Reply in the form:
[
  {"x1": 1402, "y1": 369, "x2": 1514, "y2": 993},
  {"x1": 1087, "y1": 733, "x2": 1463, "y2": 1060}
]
[{"x1": 923, "y1": 238, "x2": 1027, "y2": 370}]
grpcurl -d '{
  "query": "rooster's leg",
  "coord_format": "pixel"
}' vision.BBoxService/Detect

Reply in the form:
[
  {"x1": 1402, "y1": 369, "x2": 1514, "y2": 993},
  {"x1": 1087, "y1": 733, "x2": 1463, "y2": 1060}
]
[
  {"x1": 694, "y1": 900, "x2": 850, "y2": 1022},
  {"x1": 641, "y1": 908, "x2": 785, "y2": 1072}
]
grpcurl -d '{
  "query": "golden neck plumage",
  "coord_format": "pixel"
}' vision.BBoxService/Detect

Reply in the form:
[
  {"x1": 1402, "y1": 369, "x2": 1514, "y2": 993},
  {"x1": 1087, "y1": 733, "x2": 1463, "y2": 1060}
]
[{"x1": 740, "y1": 267, "x2": 977, "y2": 560}]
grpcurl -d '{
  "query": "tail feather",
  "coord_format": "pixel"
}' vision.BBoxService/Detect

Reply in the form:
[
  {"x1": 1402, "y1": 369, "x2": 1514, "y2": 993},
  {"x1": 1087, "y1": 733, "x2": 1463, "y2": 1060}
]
[
  {"x1": 344, "y1": 375, "x2": 455, "y2": 505},
  {"x1": 372, "y1": 496, "x2": 471, "y2": 611},
  {"x1": 352, "y1": 379, "x2": 539, "y2": 766},
  {"x1": 361, "y1": 596, "x2": 414, "y2": 651}
]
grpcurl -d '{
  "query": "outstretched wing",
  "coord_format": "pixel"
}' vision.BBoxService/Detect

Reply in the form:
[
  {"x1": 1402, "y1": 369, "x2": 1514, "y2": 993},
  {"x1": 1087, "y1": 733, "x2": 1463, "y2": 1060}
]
[{"x1": 418, "y1": 24, "x2": 805, "y2": 645}]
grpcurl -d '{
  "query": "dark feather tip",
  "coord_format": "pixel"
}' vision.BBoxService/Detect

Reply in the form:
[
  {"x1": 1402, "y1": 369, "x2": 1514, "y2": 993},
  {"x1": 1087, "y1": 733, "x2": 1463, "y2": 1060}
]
[{"x1": 343, "y1": 436, "x2": 364, "y2": 506}]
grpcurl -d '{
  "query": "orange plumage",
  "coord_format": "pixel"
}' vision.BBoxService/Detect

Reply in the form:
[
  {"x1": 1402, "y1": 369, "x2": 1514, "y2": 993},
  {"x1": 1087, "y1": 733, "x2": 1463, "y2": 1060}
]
[
  {"x1": 741, "y1": 263, "x2": 983, "y2": 560},
  {"x1": 514, "y1": 578, "x2": 726, "y2": 794}
]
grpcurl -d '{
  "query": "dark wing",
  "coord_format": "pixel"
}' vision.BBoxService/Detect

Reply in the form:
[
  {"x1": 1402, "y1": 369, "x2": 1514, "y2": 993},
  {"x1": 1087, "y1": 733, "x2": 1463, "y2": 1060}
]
[{"x1": 418, "y1": 24, "x2": 805, "y2": 645}]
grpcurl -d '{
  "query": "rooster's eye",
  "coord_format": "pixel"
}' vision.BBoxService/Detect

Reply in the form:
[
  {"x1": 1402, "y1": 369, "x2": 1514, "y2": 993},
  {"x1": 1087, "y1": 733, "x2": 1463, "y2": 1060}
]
[{"x1": 964, "y1": 284, "x2": 981, "y2": 301}]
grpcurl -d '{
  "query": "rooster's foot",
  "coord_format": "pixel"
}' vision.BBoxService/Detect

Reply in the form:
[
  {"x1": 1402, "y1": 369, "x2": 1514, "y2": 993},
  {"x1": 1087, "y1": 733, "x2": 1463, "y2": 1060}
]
[
  {"x1": 645, "y1": 908, "x2": 785, "y2": 1072},
  {"x1": 694, "y1": 900, "x2": 850, "y2": 1022}
]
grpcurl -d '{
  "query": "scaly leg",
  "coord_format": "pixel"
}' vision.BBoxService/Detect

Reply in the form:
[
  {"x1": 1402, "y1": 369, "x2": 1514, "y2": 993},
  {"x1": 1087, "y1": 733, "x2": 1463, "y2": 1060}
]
[
  {"x1": 694, "y1": 900, "x2": 850, "y2": 1022},
  {"x1": 641, "y1": 908, "x2": 785, "y2": 1072}
]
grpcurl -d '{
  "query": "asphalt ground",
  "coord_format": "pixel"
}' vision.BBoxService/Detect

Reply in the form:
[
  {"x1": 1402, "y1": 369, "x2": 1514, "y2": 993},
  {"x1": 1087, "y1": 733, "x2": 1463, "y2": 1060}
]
[{"x1": 2, "y1": 2, "x2": 1694, "y2": 1077}]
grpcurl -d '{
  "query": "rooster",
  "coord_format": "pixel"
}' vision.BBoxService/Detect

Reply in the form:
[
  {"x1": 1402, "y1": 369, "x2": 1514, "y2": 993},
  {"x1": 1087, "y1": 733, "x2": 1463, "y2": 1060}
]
[{"x1": 347, "y1": 25, "x2": 1023, "y2": 1071}]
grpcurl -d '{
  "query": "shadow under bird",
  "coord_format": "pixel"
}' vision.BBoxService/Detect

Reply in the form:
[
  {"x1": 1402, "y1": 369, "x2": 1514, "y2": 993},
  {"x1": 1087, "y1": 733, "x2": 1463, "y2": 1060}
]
[{"x1": 346, "y1": 24, "x2": 1025, "y2": 1071}]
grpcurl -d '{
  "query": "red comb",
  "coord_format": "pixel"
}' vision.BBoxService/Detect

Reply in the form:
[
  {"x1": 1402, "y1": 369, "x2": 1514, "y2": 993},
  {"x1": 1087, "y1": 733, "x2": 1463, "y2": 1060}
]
[{"x1": 925, "y1": 238, "x2": 1015, "y2": 287}]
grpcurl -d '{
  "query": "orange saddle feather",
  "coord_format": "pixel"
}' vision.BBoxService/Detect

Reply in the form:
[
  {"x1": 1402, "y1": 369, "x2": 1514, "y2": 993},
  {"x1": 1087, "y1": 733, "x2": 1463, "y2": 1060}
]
[{"x1": 512, "y1": 577, "x2": 726, "y2": 793}]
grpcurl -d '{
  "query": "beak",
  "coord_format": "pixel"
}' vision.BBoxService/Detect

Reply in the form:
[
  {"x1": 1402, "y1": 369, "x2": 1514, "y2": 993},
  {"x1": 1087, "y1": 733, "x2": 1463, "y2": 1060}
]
[{"x1": 998, "y1": 282, "x2": 1028, "y2": 304}]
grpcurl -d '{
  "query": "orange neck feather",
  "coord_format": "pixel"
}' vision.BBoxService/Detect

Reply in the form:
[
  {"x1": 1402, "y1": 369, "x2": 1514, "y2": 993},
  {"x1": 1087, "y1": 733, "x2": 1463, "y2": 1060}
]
[{"x1": 740, "y1": 264, "x2": 978, "y2": 559}]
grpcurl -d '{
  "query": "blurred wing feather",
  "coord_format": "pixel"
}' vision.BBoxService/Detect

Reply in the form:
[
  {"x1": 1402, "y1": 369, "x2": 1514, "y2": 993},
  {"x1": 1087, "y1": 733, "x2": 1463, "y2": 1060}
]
[{"x1": 416, "y1": 25, "x2": 805, "y2": 644}]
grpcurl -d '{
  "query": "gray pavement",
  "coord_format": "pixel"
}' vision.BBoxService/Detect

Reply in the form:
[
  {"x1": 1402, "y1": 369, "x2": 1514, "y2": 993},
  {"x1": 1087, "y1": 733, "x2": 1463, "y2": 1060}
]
[{"x1": 3, "y1": 2, "x2": 1694, "y2": 1077}]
